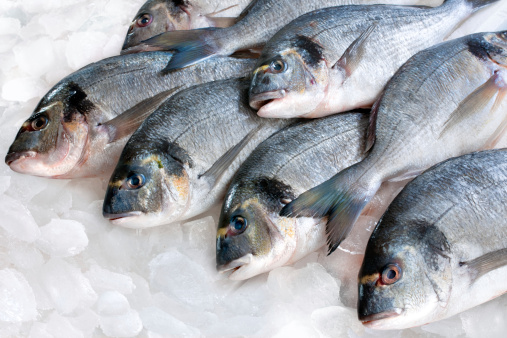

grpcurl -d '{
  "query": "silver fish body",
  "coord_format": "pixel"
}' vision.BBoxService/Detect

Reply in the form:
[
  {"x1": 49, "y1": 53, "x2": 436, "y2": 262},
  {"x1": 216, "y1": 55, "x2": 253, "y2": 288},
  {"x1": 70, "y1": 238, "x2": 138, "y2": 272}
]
[
  {"x1": 127, "y1": 0, "x2": 443, "y2": 70},
  {"x1": 358, "y1": 149, "x2": 507, "y2": 329},
  {"x1": 122, "y1": 0, "x2": 251, "y2": 50},
  {"x1": 216, "y1": 112, "x2": 369, "y2": 280},
  {"x1": 249, "y1": 0, "x2": 498, "y2": 118},
  {"x1": 102, "y1": 77, "x2": 291, "y2": 228},
  {"x1": 5, "y1": 53, "x2": 256, "y2": 179},
  {"x1": 281, "y1": 31, "x2": 507, "y2": 253}
]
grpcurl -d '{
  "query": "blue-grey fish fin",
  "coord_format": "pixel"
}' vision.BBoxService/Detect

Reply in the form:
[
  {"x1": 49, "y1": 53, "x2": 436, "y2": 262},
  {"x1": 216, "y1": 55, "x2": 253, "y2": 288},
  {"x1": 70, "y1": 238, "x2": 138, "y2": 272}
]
[
  {"x1": 461, "y1": 248, "x2": 507, "y2": 284},
  {"x1": 101, "y1": 86, "x2": 182, "y2": 143},
  {"x1": 199, "y1": 125, "x2": 263, "y2": 186},
  {"x1": 332, "y1": 23, "x2": 377, "y2": 78},
  {"x1": 280, "y1": 163, "x2": 378, "y2": 254},
  {"x1": 439, "y1": 73, "x2": 503, "y2": 140},
  {"x1": 133, "y1": 29, "x2": 223, "y2": 71}
]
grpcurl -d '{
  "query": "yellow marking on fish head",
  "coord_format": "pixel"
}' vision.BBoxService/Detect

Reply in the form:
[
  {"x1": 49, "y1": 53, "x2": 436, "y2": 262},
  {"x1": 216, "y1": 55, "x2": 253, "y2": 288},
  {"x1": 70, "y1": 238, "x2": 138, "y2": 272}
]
[
  {"x1": 217, "y1": 226, "x2": 228, "y2": 238},
  {"x1": 170, "y1": 172, "x2": 189, "y2": 201},
  {"x1": 359, "y1": 273, "x2": 379, "y2": 285},
  {"x1": 253, "y1": 64, "x2": 270, "y2": 76}
]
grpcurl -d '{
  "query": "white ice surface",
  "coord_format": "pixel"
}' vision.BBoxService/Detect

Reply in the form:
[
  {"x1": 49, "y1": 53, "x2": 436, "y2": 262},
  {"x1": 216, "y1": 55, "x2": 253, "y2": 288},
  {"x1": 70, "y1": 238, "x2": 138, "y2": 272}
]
[{"x1": 1, "y1": 0, "x2": 507, "y2": 337}]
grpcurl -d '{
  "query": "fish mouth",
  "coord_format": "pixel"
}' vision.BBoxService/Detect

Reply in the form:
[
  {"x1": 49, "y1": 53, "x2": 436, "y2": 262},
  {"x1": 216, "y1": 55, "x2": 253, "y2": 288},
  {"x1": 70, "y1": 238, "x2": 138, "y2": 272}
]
[
  {"x1": 249, "y1": 90, "x2": 286, "y2": 110},
  {"x1": 103, "y1": 211, "x2": 143, "y2": 225},
  {"x1": 217, "y1": 254, "x2": 253, "y2": 277},
  {"x1": 5, "y1": 151, "x2": 37, "y2": 166},
  {"x1": 360, "y1": 308, "x2": 403, "y2": 328}
]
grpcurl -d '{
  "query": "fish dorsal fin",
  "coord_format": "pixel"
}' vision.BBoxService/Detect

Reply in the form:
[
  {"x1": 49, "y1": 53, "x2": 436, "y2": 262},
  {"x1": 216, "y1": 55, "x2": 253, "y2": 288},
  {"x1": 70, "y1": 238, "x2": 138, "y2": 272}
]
[
  {"x1": 365, "y1": 93, "x2": 382, "y2": 152},
  {"x1": 332, "y1": 23, "x2": 377, "y2": 78},
  {"x1": 460, "y1": 248, "x2": 507, "y2": 284},
  {"x1": 439, "y1": 73, "x2": 504, "y2": 139},
  {"x1": 101, "y1": 87, "x2": 182, "y2": 143},
  {"x1": 198, "y1": 125, "x2": 262, "y2": 186}
]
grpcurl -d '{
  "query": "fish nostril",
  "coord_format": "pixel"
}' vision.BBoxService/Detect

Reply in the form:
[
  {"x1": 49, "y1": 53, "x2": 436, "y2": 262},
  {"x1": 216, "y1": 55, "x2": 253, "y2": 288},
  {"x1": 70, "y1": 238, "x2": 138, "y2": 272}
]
[{"x1": 261, "y1": 77, "x2": 270, "y2": 85}]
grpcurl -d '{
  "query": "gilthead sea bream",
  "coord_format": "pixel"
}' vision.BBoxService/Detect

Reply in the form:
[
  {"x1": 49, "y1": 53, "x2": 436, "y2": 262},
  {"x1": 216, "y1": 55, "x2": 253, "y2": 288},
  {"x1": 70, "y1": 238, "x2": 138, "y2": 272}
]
[{"x1": 358, "y1": 149, "x2": 507, "y2": 329}]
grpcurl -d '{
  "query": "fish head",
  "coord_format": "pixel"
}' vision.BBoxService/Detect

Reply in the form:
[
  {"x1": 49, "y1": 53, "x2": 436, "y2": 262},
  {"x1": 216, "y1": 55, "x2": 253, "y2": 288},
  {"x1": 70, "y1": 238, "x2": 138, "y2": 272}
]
[
  {"x1": 357, "y1": 220, "x2": 453, "y2": 330},
  {"x1": 249, "y1": 36, "x2": 329, "y2": 118},
  {"x1": 122, "y1": 0, "x2": 205, "y2": 50},
  {"x1": 5, "y1": 82, "x2": 93, "y2": 178},
  {"x1": 216, "y1": 178, "x2": 299, "y2": 280},
  {"x1": 103, "y1": 143, "x2": 190, "y2": 227}
]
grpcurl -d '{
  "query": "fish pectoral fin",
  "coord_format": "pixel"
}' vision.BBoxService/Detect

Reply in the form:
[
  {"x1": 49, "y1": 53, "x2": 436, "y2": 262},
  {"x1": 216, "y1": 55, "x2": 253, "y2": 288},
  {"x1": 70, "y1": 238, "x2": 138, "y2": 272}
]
[
  {"x1": 230, "y1": 45, "x2": 265, "y2": 59},
  {"x1": 483, "y1": 89, "x2": 507, "y2": 149},
  {"x1": 101, "y1": 86, "x2": 182, "y2": 143},
  {"x1": 138, "y1": 29, "x2": 222, "y2": 71},
  {"x1": 280, "y1": 163, "x2": 376, "y2": 255},
  {"x1": 439, "y1": 73, "x2": 504, "y2": 140},
  {"x1": 198, "y1": 125, "x2": 263, "y2": 186},
  {"x1": 461, "y1": 248, "x2": 507, "y2": 284},
  {"x1": 332, "y1": 22, "x2": 377, "y2": 78}
]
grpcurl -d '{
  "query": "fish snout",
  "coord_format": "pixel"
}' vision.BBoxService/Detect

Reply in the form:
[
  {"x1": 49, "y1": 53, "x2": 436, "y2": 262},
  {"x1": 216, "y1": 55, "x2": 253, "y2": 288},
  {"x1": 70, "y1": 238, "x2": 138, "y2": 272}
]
[{"x1": 5, "y1": 151, "x2": 35, "y2": 166}]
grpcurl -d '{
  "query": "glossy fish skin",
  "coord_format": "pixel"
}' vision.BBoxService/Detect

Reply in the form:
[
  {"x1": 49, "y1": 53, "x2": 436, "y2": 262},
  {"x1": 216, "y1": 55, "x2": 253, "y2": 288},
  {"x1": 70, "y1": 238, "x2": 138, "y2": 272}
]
[
  {"x1": 5, "y1": 54, "x2": 256, "y2": 179},
  {"x1": 125, "y1": 0, "x2": 443, "y2": 70},
  {"x1": 249, "y1": 0, "x2": 499, "y2": 118},
  {"x1": 358, "y1": 149, "x2": 507, "y2": 329},
  {"x1": 122, "y1": 0, "x2": 251, "y2": 50},
  {"x1": 281, "y1": 31, "x2": 507, "y2": 253},
  {"x1": 102, "y1": 78, "x2": 291, "y2": 228},
  {"x1": 216, "y1": 112, "x2": 369, "y2": 280}
]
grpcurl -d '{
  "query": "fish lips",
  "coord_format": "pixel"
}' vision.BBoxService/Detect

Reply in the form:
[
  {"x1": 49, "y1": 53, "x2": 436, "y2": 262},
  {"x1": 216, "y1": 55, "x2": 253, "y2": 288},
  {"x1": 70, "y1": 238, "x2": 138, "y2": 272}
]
[
  {"x1": 217, "y1": 254, "x2": 253, "y2": 276},
  {"x1": 103, "y1": 211, "x2": 143, "y2": 226},
  {"x1": 359, "y1": 308, "x2": 403, "y2": 328},
  {"x1": 5, "y1": 150, "x2": 37, "y2": 167},
  {"x1": 249, "y1": 90, "x2": 286, "y2": 110}
]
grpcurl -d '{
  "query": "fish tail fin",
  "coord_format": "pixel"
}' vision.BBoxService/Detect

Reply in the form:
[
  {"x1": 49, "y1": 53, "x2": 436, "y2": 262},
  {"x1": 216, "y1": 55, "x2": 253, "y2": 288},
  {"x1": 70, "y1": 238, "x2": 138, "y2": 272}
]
[
  {"x1": 280, "y1": 163, "x2": 379, "y2": 254},
  {"x1": 125, "y1": 28, "x2": 226, "y2": 71}
]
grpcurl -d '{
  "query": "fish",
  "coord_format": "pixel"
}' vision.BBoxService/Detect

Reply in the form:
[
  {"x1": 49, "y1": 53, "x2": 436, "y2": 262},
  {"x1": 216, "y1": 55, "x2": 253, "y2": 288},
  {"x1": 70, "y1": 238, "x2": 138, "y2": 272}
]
[
  {"x1": 122, "y1": 0, "x2": 251, "y2": 50},
  {"x1": 4, "y1": 54, "x2": 257, "y2": 179},
  {"x1": 280, "y1": 31, "x2": 507, "y2": 254},
  {"x1": 102, "y1": 77, "x2": 292, "y2": 228},
  {"x1": 122, "y1": 0, "x2": 444, "y2": 71},
  {"x1": 249, "y1": 0, "x2": 499, "y2": 118},
  {"x1": 357, "y1": 149, "x2": 507, "y2": 329},
  {"x1": 216, "y1": 112, "x2": 369, "y2": 280}
]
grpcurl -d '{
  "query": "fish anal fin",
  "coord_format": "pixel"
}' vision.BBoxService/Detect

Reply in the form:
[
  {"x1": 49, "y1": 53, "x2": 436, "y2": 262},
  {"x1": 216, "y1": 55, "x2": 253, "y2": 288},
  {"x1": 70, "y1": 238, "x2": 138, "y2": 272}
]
[
  {"x1": 332, "y1": 23, "x2": 377, "y2": 78},
  {"x1": 198, "y1": 125, "x2": 262, "y2": 187},
  {"x1": 439, "y1": 73, "x2": 504, "y2": 140},
  {"x1": 461, "y1": 248, "x2": 507, "y2": 284},
  {"x1": 100, "y1": 86, "x2": 182, "y2": 143}
]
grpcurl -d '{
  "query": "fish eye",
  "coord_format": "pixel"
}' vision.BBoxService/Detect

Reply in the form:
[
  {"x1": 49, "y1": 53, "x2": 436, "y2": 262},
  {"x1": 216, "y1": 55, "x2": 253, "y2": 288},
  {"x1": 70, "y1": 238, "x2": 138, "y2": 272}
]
[
  {"x1": 500, "y1": 31, "x2": 507, "y2": 40},
  {"x1": 31, "y1": 115, "x2": 49, "y2": 131},
  {"x1": 136, "y1": 14, "x2": 153, "y2": 28},
  {"x1": 269, "y1": 59, "x2": 286, "y2": 73},
  {"x1": 230, "y1": 215, "x2": 247, "y2": 234},
  {"x1": 381, "y1": 264, "x2": 402, "y2": 285},
  {"x1": 126, "y1": 173, "x2": 145, "y2": 189}
]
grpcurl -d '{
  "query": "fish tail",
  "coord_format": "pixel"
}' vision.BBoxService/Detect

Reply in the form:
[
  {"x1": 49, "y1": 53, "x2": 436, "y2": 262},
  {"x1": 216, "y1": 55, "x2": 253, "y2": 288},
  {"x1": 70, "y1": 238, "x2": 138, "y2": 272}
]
[
  {"x1": 126, "y1": 28, "x2": 226, "y2": 71},
  {"x1": 280, "y1": 163, "x2": 380, "y2": 254}
]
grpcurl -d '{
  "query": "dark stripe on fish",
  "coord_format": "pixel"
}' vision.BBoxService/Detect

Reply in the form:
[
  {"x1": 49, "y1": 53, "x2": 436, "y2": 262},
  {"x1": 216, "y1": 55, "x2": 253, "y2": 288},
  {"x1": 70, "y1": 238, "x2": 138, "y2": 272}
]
[
  {"x1": 293, "y1": 35, "x2": 324, "y2": 67},
  {"x1": 252, "y1": 177, "x2": 296, "y2": 213}
]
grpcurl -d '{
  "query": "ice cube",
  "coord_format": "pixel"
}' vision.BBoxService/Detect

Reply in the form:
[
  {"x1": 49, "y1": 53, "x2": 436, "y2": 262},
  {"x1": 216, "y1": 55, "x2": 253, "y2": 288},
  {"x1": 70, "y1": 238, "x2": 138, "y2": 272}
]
[
  {"x1": 96, "y1": 291, "x2": 130, "y2": 316},
  {"x1": 99, "y1": 309, "x2": 143, "y2": 338},
  {"x1": 13, "y1": 37, "x2": 56, "y2": 77},
  {"x1": 140, "y1": 307, "x2": 200, "y2": 336},
  {"x1": 149, "y1": 249, "x2": 215, "y2": 310},
  {"x1": 44, "y1": 311, "x2": 85, "y2": 338},
  {"x1": 311, "y1": 306, "x2": 364, "y2": 337},
  {"x1": 0, "y1": 175, "x2": 11, "y2": 195},
  {"x1": 85, "y1": 265, "x2": 135, "y2": 294},
  {"x1": 8, "y1": 243, "x2": 44, "y2": 270},
  {"x1": 1, "y1": 76, "x2": 47, "y2": 102},
  {"x1": 65, "y1": 31, "x2": 109, "y2": 69},
  {"x1": 0, "y1": 17, "x2": 21, "y2": 35},
  {"x1": 0, "y1": 194, "x2": 40, "y2": 243},
  {"x1": 36, "y1": 219, "x2": 88, "y2": 257},
  {"x1": 0, "y1": 269, "x2": 37, "y2": 322},
  {"x1": 66, "y1": 308, "x2": 99, "y2": 337},
  {"x1": 461, "y1": 296, "x2": 507, "y2": 338},
  {"x1": 273, "y1": 321, "x2": 320, "y2": 338},
  {"x1": 36, "y1": 258, "x2": 97, "y2": 314}
]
